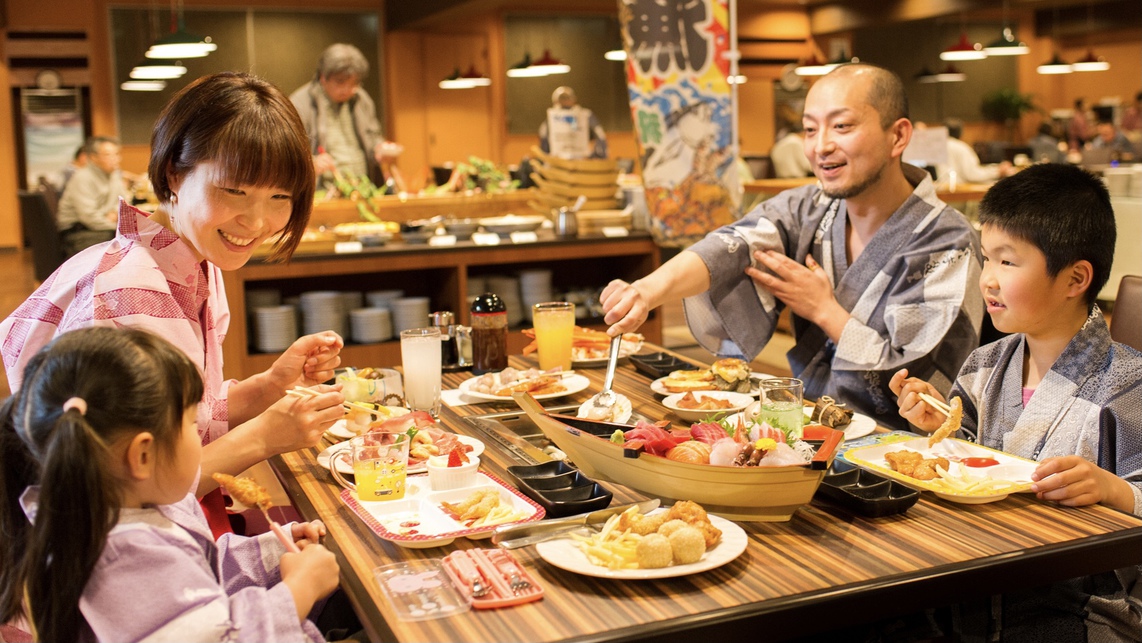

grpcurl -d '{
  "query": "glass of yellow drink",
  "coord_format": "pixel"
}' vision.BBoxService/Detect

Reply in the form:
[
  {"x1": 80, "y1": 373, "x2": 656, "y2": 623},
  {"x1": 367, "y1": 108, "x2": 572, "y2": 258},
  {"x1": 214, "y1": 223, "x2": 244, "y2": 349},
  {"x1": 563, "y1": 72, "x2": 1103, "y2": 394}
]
[
  {"x1": 532, "y1": 302, "x2": 576, "y2": 370},
  {"x1": 330, "y1": 433, "x2": 411, "y2": 501}
]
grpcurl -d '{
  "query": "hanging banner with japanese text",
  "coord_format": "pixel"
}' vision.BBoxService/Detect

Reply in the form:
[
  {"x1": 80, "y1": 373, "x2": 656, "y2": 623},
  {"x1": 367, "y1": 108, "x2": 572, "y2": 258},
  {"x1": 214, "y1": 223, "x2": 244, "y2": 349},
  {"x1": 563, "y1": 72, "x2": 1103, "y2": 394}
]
[{"x1": 619, "y1": 0, "x2": 739, "y2": 248}]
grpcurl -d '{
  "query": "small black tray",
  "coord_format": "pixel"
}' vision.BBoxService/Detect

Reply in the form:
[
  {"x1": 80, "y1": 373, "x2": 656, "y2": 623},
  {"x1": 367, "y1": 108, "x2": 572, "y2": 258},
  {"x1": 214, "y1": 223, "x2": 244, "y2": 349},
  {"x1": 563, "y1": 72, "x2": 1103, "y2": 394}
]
[
  {"x1": 506, "y1": 462, "x2": 614, "y2": 518},
  {"x1": 628, "y1": 352, "x2": 693, "y2": 380},
  {"x1": 815, "y1": 459, "x2": 920, "y2": 517}
]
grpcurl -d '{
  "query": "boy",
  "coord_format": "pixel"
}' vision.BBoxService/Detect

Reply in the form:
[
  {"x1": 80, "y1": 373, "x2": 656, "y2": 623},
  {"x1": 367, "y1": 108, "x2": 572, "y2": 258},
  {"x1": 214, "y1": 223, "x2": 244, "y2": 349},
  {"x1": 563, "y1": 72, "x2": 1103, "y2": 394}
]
[{"x1": 890, "y1": 163, "x2": 1142, "y2": 641}]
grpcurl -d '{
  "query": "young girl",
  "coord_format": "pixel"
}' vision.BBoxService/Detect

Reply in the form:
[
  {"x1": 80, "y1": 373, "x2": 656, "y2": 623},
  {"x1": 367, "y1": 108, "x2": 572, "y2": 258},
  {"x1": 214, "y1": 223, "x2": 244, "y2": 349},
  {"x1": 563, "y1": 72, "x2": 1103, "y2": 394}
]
[{"x1": 0, "y1": 327, "x2": 339, "y2": 642}]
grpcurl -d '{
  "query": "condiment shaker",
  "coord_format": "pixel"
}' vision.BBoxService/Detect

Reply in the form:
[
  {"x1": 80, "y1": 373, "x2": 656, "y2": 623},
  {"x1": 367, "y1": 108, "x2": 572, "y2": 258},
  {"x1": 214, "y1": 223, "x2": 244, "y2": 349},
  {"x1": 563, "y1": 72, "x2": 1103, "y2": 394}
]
[
  {"x1": 470, "y1": 294, "x2": 508, "y2": 374},
  {"x1": 429, "y1": 310, "x2": 460, "y2": 370},
  {"x1": 554, "y1": 207, "x2": 578, "y2": 238}
]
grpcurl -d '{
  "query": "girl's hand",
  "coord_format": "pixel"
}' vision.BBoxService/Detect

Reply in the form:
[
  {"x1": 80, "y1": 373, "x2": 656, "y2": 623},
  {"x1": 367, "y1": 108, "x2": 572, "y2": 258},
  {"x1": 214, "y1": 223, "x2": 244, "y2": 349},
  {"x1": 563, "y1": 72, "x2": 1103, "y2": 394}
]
[
  {"x1": 888, "y1": 368, "x2": 946, "y2": 433},
  {"x1": 267, "y1": 332, "x2": 345, "y2": 392},
  {"x1": 281, "y1": 544, "x2": 340, "y2": 621},
  {"x1": 259, "y1": 386, "x2": 344, "y2": 455},
  {"x1": 291, "y1": 519, "x2": 327, "y2": 548},
  {"x1": 1032, "y1": 456, "x2": 1134, "y2": 512}
]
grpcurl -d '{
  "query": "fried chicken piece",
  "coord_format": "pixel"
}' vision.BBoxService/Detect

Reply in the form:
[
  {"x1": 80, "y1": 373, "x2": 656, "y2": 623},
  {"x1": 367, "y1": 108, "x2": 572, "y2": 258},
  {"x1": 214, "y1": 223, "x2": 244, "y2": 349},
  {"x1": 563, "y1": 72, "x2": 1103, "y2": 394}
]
[
  {"x1": 928, "y1": 396, "x2": 964, "y2": 447},
  {"x1": 212, "y1": 473, "x2": 272, "y2": 511},
  {"x1": 617, "y1": 510, "x2": 668, "y2": 535},
  {"x1": 911, "y1": 457, "x2": 951, "y2": 481},
  {"x1": 666, "y1": 500, "x2": 708, "y2": 524},
  {"x1": 885, "y1": 450, "x2": 924, "y2": 477}
]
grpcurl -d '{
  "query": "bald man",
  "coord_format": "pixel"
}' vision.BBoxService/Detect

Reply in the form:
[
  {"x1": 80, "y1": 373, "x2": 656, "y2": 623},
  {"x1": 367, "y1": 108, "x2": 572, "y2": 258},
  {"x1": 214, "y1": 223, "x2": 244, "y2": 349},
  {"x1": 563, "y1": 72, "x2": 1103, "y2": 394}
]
[{"x1": 601, "y1": 64, "x2": 983, "y2": 430}]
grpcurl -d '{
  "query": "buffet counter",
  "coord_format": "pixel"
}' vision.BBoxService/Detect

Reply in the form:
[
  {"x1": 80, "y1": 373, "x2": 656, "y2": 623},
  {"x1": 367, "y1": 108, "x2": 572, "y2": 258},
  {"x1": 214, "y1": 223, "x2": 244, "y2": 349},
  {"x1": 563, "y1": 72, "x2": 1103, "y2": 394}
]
[
  {"x1": 311, "y1": 190, "x2": 537, "y2": 228},
  {"x1": 269, "y1": 347, "x2": 1142, "y2": 643},
  {"x1": 221, "y1": 233, "x2": 661, "y2": 379}
]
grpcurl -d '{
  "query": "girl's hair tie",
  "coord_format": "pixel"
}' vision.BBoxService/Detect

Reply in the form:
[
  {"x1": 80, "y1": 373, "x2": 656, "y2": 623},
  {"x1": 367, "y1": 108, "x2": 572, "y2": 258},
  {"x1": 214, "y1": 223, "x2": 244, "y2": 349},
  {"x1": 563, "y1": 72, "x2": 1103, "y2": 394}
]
[{"x1": 62, "y1": 397, "x2": 88, "y2": 416}]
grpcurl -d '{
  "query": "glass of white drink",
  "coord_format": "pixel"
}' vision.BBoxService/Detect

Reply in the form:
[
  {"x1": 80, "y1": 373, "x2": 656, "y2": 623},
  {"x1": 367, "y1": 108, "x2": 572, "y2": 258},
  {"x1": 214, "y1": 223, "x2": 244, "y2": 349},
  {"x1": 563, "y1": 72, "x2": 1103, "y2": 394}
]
[{"x1": 400, "y1": 327, "x2": 442, "y2": 416}]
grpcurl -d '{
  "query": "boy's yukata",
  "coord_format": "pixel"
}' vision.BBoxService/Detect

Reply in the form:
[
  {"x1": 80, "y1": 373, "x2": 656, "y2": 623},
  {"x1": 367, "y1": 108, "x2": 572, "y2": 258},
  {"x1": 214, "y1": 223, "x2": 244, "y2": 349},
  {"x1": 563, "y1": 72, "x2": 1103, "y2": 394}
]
[
  {"x1": 951, "y1": 306, "x2": 1142, "y2": 641},
  {"x1": 685, "y1": 164, "x2": 983, "y2": 431},
  {"x1": 20, "y1": 487, "x2": 322, "y2": 642}
]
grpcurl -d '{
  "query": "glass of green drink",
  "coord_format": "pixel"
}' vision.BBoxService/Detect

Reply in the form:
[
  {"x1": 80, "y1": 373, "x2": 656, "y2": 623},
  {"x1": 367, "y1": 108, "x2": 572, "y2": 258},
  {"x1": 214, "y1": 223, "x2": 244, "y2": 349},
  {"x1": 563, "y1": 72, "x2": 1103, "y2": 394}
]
[{"x1": 759, "y1": 377, "x2": 804, "y2": 440}]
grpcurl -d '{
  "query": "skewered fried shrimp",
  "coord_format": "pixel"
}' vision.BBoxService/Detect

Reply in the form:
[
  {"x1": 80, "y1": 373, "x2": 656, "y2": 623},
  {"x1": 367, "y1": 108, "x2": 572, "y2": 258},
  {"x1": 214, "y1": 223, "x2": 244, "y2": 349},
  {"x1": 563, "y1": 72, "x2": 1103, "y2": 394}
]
[{"x1": 928, "y1": 396, "x2": 964, "y2": 447}]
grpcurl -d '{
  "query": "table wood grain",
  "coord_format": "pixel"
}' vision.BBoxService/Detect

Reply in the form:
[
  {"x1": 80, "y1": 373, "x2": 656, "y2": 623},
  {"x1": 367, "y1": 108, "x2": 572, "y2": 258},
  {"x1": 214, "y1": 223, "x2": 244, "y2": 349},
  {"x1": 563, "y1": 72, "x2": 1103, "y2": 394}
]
[{"x1": 271, "y1": 347, "x2": 1142, "y2": 642}]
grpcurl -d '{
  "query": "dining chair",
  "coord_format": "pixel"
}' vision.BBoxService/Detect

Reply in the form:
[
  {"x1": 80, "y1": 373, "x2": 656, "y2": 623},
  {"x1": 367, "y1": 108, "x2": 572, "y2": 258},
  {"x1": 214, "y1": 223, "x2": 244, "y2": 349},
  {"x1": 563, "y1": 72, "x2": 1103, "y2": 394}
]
[
  {"x1": 1110, "y1": 275, "x2": 1142, "y2": 352},
  {"x1": 18, "y1": 191, "x2": 66, "y2": 282}
]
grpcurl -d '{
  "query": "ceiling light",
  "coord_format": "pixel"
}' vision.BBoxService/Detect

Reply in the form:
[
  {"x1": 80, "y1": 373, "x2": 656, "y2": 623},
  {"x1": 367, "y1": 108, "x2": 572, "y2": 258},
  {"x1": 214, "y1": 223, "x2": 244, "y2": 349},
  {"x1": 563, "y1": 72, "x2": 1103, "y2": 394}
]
[
  {"x1": 1071, "y1": 50, "x2": 1109, "y2": 72},
  {"x1": 940, "y1": 32, "x2": 987, "y2": 61},
  {"x1": 934, "y1": 64, "x2": 966, "y2": 83},
  {"x1": 530, "y1": 49, "x2": 569, "y2": 75},
  {"x1": 604, "y1": 49, "x2": 626, "y2": 61},
  {"x1": 728, "y1": 74, "x2": 746, "y2": 84},
  {"x1": 120, "y1": 80, "x2": 166, "y2": 92},
  {"x1": 794, "y1": 55, "x2": 833, "y2": 77},
  {"x1": 915, "y1": 66, "x2": 940, "y2": 84},
  {"x1": 1037, "y1": 53, "x2": 1073, "y2": 75},
  {"x1": 439, "y1": 68, "x2": 473, "y2": 89},
  {"x1": 507, "y1": 52, "x2": 547, "y2": 77},
  {"x1": 130, "y1": 59, "x2": 187, "y2": 80},
  {"x1": 983, "y1": 27, "x2": 1029, "y2": 56},
  {"x1": 147, "y1": 31, "x2": 216, "y2": 59}
]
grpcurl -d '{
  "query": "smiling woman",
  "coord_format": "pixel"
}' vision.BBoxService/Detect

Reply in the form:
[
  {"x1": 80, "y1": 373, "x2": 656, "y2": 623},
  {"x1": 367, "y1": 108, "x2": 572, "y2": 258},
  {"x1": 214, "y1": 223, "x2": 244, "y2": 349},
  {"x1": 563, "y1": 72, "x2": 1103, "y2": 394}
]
[{"x1": 0, "y1": 72, "x2": 347, "y2": 538}]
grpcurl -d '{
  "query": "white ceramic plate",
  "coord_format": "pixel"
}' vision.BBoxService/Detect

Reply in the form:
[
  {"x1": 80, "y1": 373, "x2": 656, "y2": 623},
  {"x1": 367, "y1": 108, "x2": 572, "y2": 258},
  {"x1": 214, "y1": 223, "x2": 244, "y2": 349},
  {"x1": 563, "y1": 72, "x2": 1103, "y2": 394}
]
[
  {"x1": 535, "y1": 511, "x2": 747, "y2": 579},
  {"x1": 662, "y1": 391, "x2": 754, "y2": 423},
  {"x1": 340, "y1": 473, "x2": 545, "y2": 549},
  {"x1": 317, "y1": 435, "x2": 485, "y2": 476},
  {"x1": 649, "y1": 372, "x2": 773, "y2": 397},
  {"x1": 800, "y1": 406, "x2": 877, "y2": 441},
  {"x1": 844, "y1": 437, "x2": 1037, "y2": 504},
  {"x1": 326, "y1": 407, "x2": 412, "y2": 440},
  {"x1": 577, "y1": 393, "x2": 633, "y2": 424},
  {"x1": 458, "y1": 373, "x2": 590, "y2": 401},
  {"x1": 571, "y1": 338, "x2": 644, "y2": 367}
]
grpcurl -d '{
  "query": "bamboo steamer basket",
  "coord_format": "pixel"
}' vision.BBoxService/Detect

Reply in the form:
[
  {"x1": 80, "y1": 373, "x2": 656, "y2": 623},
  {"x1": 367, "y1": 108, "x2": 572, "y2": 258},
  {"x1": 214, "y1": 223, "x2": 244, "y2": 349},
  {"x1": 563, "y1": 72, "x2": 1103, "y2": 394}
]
[
  {"x1": 531, "y1": 191, "x2": 622, "y2": 212},
  {"x1": 531, "y1": 145, "x2": 617, "y2": 173},
  {"x1": 531, "y1": 173, "x2": 620, "y2": 200},
  {"x1": 515, "y1": 393, "x2": 843, "y2": 522},
  {"x1": 532, "y1": 162, "x2": 620, "y2": 186}
]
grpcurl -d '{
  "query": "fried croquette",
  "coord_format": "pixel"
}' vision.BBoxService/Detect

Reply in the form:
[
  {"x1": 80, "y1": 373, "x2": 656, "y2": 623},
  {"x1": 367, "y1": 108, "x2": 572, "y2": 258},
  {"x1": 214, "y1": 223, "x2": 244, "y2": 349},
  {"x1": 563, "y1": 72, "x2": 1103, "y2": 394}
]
[
  {"x1": 656, "y1": 519, "x2": 688, "y2": 538},
  {"x1": 636, "y1": 533, "x2": 673, "y2": 569},
  {"x1": 667, "y1": 526, "x2": 706, "y2": 564}
]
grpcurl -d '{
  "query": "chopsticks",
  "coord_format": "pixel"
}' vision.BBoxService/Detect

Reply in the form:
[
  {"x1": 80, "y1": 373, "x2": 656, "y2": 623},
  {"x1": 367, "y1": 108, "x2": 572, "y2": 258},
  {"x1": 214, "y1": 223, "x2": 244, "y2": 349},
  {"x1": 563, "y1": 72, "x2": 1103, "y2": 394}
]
[
  {"x1": 918, "y1": 392, "x2": 952, "y2": 418},
  {"x1": 287, "y1": 386, "x2": 389, "y2": 418}
]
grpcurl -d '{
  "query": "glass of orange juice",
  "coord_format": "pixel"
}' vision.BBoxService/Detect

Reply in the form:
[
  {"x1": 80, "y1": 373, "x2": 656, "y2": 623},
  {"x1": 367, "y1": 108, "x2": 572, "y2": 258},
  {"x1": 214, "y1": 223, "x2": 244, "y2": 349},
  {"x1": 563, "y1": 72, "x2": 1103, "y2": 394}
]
[
  {"x1": 330, "y1": 433, "x2": 411, "y2": 501},
  {"x1": 532, "y1": 302, "x2": 576, "y2": 371}
]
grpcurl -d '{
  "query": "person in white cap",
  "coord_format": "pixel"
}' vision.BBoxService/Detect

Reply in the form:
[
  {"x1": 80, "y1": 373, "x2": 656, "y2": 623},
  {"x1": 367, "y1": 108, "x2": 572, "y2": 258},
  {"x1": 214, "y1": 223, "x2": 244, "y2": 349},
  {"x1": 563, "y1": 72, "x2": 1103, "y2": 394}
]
[{"x1": 539, "y1": 86, "x2": 608, "y2": 160}]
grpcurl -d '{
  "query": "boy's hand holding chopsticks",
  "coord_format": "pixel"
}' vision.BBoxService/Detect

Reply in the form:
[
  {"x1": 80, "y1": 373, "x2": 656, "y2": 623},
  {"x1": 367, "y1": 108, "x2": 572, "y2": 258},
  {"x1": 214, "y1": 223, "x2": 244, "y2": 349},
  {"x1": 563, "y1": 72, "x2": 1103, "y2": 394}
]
[{"x1": 889, "y1": 368, "x2": 952, "y2": 434}]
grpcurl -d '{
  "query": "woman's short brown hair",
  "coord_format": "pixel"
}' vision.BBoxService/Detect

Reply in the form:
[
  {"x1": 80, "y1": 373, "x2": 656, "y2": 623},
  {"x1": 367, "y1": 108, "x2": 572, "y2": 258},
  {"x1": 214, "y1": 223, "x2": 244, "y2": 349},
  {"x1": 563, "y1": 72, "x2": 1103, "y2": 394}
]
[{"x1": 148, "y1": 72, "x2": 314, "y2": 262}]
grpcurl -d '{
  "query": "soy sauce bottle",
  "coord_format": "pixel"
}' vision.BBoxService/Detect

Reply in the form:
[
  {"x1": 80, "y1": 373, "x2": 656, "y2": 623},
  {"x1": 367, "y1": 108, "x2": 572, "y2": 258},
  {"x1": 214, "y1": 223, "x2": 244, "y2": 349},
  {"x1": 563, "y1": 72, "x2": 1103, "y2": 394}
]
[{"x1": 470, "y1": 293, "x2": 508, "y2": 374}]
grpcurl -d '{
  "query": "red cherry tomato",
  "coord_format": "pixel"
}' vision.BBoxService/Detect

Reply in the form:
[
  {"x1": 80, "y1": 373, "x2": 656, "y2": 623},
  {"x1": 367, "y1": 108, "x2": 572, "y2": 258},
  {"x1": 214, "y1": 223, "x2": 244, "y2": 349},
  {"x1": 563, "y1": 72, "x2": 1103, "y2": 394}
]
[{"x1": 961, "y1": 457, "x2": 1000, "y2": 468}]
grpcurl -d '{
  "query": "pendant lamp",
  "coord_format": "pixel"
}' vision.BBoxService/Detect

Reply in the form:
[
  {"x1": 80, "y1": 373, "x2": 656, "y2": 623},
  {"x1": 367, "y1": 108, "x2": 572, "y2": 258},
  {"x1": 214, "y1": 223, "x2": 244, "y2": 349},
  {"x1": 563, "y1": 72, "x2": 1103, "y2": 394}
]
[
  {"x1": 121, "y1": 80, "x2": 166, "y2": 92},
  {"x1": 1037, "y1": 6, "x2": 1073, "y2": 75},
  {"x1": 604, "y1": 49, "x2": 626, "y2": 61},
  {"x1": 984, "y1": 27, "x2": 1029, "y2": 56},
  {"x1": 940, "y1": 32, "x2": 987, "y2": 61},
  {"x1": 1071, "y1": 50, "x2": 1109, "y2": 72},
  {"x1": 507, "y1": 53, "x2": 546, "y2": 77},
  {"x1": 130, "y1": 58, "x2": 187, "y2": 80},
  {"x1": 934, "y1": 64, "x2": 966, "y2": 83},
  {"x1": 530, "y1": 49, "x2": 570, "y2": 75},
  {"x1": 147, "y1": 0, "x2": 215, "y2": 59}
]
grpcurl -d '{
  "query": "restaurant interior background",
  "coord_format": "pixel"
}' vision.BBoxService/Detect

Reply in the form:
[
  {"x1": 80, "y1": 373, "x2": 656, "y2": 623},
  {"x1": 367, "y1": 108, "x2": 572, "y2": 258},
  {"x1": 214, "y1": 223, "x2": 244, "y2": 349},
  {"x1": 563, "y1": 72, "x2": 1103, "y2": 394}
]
[{"x1": 0, "y1": 0, "x2": 1138, "y2": 252}]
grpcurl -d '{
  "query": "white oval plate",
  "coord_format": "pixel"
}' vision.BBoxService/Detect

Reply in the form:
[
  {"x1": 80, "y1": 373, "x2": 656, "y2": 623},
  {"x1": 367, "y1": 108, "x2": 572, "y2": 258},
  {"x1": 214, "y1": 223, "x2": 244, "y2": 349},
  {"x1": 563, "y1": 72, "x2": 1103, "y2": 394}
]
[
  {"x1": 800, "y1": 406, "x2": 877, "y2": 441},
  {"x1": 327, "y1": 407, "x2": 412, "y2": 440},
  {"x1": 458, "y1": 373, "x2": 590, "y2": 401},
  {"x1": 535, "y1": 511, "x2": 747, "y2": 579},
  {"x1": 317, "y1": 435, "x2": 485, "y2": 476},
  {"x1": 649, "y1": 372, "x2": 773, "y2": 397},
  {"x1": 662, "y1": 391, "x2": 753, "y2": 423}
]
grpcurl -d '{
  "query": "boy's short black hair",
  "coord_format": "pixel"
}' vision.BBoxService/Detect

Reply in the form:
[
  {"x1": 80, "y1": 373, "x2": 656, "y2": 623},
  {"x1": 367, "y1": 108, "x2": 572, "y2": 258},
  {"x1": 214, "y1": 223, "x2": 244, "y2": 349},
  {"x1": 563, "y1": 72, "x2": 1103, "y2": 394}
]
[{"x1": 979, "y1": 163, "x2": 1115, "y2": 306}]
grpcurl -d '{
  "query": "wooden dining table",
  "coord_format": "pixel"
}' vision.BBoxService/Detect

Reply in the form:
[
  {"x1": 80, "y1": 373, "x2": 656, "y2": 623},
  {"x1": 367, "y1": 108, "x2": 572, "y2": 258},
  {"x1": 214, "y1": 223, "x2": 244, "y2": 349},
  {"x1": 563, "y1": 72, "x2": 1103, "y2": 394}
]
[{"x1": 270, "y1": 345, "x2": 1142, "y2": 642}]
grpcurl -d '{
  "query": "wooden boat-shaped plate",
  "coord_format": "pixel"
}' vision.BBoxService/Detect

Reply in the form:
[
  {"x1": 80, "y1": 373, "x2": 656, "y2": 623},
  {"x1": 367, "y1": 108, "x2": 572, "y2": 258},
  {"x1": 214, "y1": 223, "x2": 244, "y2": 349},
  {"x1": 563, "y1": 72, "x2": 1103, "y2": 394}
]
[{"x1": 514, "y1": 393, "x2": 843, "y2": 522}]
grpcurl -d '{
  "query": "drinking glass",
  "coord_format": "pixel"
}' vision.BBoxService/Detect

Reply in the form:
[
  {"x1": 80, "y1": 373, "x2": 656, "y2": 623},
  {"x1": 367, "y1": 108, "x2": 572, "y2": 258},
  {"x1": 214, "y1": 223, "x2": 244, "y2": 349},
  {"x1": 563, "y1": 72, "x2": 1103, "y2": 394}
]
[
  {"x1": 531, "y1": 302, "x2": 576, "y2": 371},
  {"x1": 400, "y1": 327, "x2": 442, "y2": 416},
  {"x1": 330, "y1": 433, "x2": 411, "y2": 501},
  {"x1": 759, "y1": 377, "x2": 804, "y2": 440}
]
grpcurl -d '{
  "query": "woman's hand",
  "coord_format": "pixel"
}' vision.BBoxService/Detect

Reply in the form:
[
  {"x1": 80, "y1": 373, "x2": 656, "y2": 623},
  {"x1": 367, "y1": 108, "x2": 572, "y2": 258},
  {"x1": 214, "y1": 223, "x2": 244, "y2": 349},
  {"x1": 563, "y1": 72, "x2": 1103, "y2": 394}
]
[
  {"x1": 600, "y1": 279, "x2": 650, "y2": 337},
  {"x1": 291, "y1": 519, "x2": 327, "y2": 548},
  {"x1": 888, "y1": 368, "x2": 945, "y2": 433},
  {"x1": 257, "y1": 385, "x2": 344, "y2": 455},
  {"x1": 268, "y1": 332, "x2": 344, "y2": 391},
  {"x1": 281, "y1": 544, "x2": 340, "y2": 621},
  {"x1": 1032, "y1": 456, "x2": 1136, "y2": 512}
]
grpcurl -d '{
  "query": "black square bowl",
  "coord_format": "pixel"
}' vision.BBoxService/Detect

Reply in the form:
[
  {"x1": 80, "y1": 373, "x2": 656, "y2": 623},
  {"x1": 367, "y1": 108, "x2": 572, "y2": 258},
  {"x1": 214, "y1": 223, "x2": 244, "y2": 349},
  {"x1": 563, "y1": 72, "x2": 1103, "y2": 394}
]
[
  {"x1": 628, "y1": 352, "x2": 693, "y2": 380},
  {"x1": 815, "y1": 459, "x2": 920, "y2": 517},
  {"x1": 526, "y1": 483, "x2": 614, "y2": 518}
]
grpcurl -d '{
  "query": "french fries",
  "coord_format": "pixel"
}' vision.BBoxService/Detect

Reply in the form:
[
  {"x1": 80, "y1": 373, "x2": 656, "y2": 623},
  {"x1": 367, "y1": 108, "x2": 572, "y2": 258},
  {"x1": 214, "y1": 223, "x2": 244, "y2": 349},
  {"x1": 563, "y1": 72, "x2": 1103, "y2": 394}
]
[
  {"x1": 520, "y1": 326, "x2": 642, "y2": 358},
  {"x1": 930, "y1": 462, "x2": 1021, "y2": 495},
  {"x1": 570, "y1": 510, "x2": 642, "y2": 570}
]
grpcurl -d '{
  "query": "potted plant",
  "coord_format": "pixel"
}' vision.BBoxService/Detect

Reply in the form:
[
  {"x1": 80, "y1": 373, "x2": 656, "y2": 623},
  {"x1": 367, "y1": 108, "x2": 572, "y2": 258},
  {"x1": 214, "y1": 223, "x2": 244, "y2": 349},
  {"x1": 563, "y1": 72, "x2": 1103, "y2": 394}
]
[{"x1": 980, "y1": 89, "x2": 1038, "y2": 143}]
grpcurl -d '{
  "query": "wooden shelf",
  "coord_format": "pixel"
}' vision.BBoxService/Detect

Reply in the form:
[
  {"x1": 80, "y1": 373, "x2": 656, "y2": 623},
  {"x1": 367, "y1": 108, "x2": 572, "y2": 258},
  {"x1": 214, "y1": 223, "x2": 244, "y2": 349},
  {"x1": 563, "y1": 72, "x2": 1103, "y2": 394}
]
[{"x1": 222, "y1": 234, "x2": 661, "y2": 379}]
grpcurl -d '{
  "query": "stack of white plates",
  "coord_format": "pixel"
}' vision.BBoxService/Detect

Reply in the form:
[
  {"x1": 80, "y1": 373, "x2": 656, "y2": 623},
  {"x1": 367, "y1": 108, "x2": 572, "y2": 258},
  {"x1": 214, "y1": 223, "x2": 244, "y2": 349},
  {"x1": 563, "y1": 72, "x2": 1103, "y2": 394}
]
[
  {"x1": 340, "y1": 291, "x2": 364, "y2": 314},
  {"x1": 247, "y1": 288, "x2": 281, "y2": 310},
  {"x1": 300, "y1": 291, "x2": 347, "y2": 337},
  {"x1": 390, "y1": 297, "x2": 431, "y2": 333},
  {"x1": 252, "y1": 305, "x2": 298, "y2": 353},
  {"x1": 485, "y1": 275, "x2": 523, "y2": 327},
  {"x1": 519, "y1": 269, "x2": 554, "y2": 322},
  {"x1": 366, "y1": 289, "x2": 405, "y2": 310},
  {"x1": 349, "y1": 308, "x2": 393, "y2": 344}
]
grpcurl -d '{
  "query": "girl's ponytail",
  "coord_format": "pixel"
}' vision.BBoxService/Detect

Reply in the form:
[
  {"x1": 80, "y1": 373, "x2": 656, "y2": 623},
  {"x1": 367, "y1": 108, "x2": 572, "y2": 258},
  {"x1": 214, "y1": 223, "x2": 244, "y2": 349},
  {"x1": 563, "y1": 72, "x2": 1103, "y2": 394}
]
[
  {"x1": 0, "y1": 394, "x2": 37, "y2": 627},
  {"x1": 24, "y1": 406, "x2": 120, "y2": 642}
]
